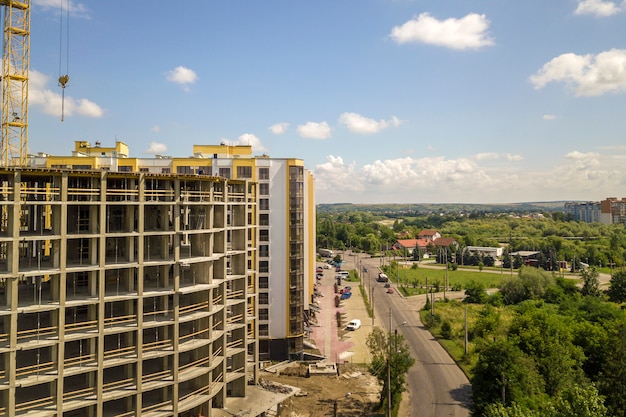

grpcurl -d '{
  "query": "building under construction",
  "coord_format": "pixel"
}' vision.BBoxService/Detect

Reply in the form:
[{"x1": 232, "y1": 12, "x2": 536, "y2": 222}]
[{"x1": 0, "y1": 160, "x2": 259, "y2": 415}]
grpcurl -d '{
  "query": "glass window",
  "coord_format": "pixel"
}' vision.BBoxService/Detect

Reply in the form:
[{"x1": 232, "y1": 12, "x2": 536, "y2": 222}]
[
  {"x1": 237, "y1": 166, "x2": 252, "y2": 179},
  {"x1": 258, "y1": 167, "x2": 269, "y2": 180},
  {"x1": 219, "y1": 168, "x2": 231, "y2": 179}
]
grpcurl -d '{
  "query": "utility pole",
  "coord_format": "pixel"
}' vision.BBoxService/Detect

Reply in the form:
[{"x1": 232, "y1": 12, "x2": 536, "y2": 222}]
[
  {"x1": 388, "y1": 308, "x2": 392, "y2": 417},
  {"x1": 444, "y1": 248, "x2": 448, "y2": 301}
]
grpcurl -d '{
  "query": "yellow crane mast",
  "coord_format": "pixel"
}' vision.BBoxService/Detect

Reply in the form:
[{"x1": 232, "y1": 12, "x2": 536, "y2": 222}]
[{"x1": 0, "y1": 0, "x2": 29, "y2": 167}]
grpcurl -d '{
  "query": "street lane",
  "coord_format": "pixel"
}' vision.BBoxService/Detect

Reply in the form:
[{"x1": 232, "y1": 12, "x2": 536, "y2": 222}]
[{"x1": 346, "y1": 252, "x2": 471, "y2": 417}]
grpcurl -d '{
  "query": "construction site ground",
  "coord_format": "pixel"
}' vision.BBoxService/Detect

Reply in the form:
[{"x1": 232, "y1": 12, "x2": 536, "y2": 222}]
[{"x1": 261, "y1": 252, "x2": 406, "y2": 416}]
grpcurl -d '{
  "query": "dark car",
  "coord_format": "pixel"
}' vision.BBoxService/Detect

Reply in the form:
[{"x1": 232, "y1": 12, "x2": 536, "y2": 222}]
[{"x1": 384, "y1": 283, "x2": 391, "y2": 288}]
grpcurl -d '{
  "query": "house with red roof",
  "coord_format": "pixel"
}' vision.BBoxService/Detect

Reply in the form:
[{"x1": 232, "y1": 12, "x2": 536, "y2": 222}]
[{"x1": 418, "y1": 229, "x2": 441, "y2": 241}]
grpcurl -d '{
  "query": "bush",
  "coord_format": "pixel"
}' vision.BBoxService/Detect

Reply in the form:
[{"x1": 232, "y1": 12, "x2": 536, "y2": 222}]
[{"x1": 441, "y1": 320, "x2": 452, "y2": 339}]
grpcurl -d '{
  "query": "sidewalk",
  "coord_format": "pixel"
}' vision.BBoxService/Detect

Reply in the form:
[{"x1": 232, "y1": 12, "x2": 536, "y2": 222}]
[{"x1": 309, "y1": 252, "x2": 383, "y2": 365}]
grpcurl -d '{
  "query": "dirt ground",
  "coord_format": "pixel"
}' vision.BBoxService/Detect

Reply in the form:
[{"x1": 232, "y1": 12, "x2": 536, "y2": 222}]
[{"x1": 262, "y1": 363, "x2": 385, "y2": 417}]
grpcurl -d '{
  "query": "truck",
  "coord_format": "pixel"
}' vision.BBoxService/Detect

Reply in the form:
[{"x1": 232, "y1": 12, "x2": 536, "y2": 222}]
[
  {"x1": 376, "y1": 273, "x2": 388, "y2": 282},
  {"x1": 318, "y1": 248, "x2": 334, "y2": 258}
]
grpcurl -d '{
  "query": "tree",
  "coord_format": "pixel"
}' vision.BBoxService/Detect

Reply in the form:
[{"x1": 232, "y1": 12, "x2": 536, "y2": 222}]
[
  {"x1": 581, "y1": 267, "x2": 602, "y2": 297},
  {"x1": 598, "y1": 320, "x2": 626, "y2": 417},
  {"x1": 471, "y1": 339, "x2": 545, "y2": 415},
  {"x1": 366, "y1": 327, "x2": 415, "y2": 415},
  {"x1": 606, "y1": 270, "x2": 626, "y2": 303},
  {"x1": 549, "y1": 383, "x2": 608, "y2": 417},
  {"x1": 464, "y1": 280, "x2": 487, "y2": 304}
]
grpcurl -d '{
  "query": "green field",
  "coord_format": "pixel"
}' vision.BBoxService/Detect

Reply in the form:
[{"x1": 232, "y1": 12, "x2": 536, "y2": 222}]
[{"x1": 382, "y1": 265, "x2": 505, "y2": 295}]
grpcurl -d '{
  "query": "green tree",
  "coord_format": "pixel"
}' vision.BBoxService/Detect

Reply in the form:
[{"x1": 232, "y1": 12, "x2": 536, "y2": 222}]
[
  {"x1": 366, "y1": 327, "x2": 415, "y2": 415},
  {"x1": 483, "y1": 402, "x2": 540, "y2": 417},
  {"x1": 548, "y1": 383, "x2": 608, "y2": 417},
  {"x1": 581, "y1": 267, "x2": 602, "y2": 297},
  {"x1": 606, "y1": 270, "x2": 626, "y2": 303},
  {"x1": 471, "y1": 339, "x2": 546, "y2": 415},
  {"x1": 508, "y1": 306, "x2": 585, "y2": 396},
  {"x1": 598, "y1": 320, "x2": 626, "y2": 417},
  {"x1": 464, "y1": 280, "x2": 487, "y2": 304}
]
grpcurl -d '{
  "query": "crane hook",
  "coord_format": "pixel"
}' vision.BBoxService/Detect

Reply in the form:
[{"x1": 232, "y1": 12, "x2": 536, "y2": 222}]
[{"x1": 58, "y1": 74, "x2": 69, "y2": 122}]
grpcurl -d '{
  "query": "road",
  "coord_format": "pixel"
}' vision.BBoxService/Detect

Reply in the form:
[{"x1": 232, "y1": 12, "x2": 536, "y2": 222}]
[{"x1": 342, "y1": 251, "x2": 472, "y2": 417}]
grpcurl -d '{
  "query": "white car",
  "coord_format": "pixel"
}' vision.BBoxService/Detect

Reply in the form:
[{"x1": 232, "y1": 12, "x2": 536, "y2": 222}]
[{"x1": 346, "y1": 319, "x2": 361, "y2": 331}]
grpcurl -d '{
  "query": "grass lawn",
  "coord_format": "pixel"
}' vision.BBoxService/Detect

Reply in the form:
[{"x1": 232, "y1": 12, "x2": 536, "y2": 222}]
[{"x1": 385, "y1": 265, "x2": 506, "y2": 296}]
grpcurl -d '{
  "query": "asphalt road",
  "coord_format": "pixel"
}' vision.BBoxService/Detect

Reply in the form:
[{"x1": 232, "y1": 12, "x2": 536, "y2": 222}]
[{"x1": 343, "y1": 252, "x2": 472, "y2": 417}]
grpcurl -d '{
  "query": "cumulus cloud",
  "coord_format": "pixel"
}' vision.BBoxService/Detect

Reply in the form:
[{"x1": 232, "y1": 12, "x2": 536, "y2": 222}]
[
  {"x1": 166, "y1": 66, "x2": 198, "y2": 91},
  {"x1": 29, "y1": 70, "x2": 104, "y2": 118},
  {"x1": 314, "y1": 155, "x2": 361, "y2": 192},
  {"x1": 474, "y1": 152, "x2": 499, "y2": 161},
  {"x1": 530, "y1": 49, "x2": 626, "y2": 96},
  {"x1": 34, "y1": 0, "x2": 90, "y2": 19},
  {"x1": 473, "y1": 153, "x2": 523, "y2": 162},
  {"x1": 390, "y1": 12, "x2": 494, "y2": 50},
  {"x1": 144, "y1": 142, "x2": 167, "y2": 154},
  {"x1": 338, "y1": 113, "x2": 402, "y2": 134},
  {"x1": 504, "y1": 153, "x2": 524, "y2": 161},
  {"x1": 233, "y1": 133, "x2": 268, "y2": 153},
  {"x1": 297, "y1": 121, "x2": 332, "y2": 139},
  {"x1": 574, "y1": 0, "x2": 624, "y2": 17},
  {"x1": 269, "y1": 122, "x2": 289, "y2": 135},
  {"x1": 313, "y1": 150, "x2": 626, "y2": 204}
]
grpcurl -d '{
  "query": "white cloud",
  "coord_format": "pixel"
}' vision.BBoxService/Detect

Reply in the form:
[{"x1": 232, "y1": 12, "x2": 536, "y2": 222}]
[
  {"x1": 504, "y1": 153, "x2": 524, "y2": 161},
  {"x1": 151, "y1": 125, "x2": 161, "y2": 133},
  {"x1": 313, "y1": 156, "x2": 362, "y2": 192},
  {"x1": 233, "y1": 133, "x2": 268, "y2": 153},
  {"x1": 269, "y1": 122, "x2": 289, "y2": 135},
  {"x1": 474, "y1": 152, "x2": 499, "y2": 161},
  {"x1": 574, "y1": 0, "x2": 624, "y2": 17},
  {"x1": 144, "y1": 142, "x2": 167, "y2": 154},
  {"x1": 389, "y1": 12, "x2": 494, "y2": 50},
  {"x1": 34, "y1": 0, "x2": 90, "y2": 19},
  {"x1": 530, "y1": 49, "x2": 626, "y2": 96},
  {"x1": 543, "y1": 114, "x2": 556, "y2": 120},
  {"x1": 338, "y1": 112, "x2": 402, "y2": 134},
  {"x1": 313, "y1": 150, "x2": 625, "y2": 204},
  {"x1": 166, "y1": 66, "x2": 198, "y2": 91},
  {"x1": 473, "y1": 153, "x2": 523, "y2": 162},
  {"x1": 297, "y1": 121, "x2": 332, "y2": 139},
  {"x1": 29, "y1": 70, "x2": 104, "y2": 118}
]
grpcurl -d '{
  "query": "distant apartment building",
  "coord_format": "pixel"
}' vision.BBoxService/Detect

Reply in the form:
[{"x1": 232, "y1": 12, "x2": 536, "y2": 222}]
[
  {"x1": 0, "y1": 141, "x2": 313, "y2": 416},
  {"x1": 565, "y1": 198, "x2": 626, "y2": 225},
  {"x1": 564, "y1": 201, "x2": 601, "y2": 223},
  {"x1": 599, "y1": 197, "x2": 626, "y2": 225}
]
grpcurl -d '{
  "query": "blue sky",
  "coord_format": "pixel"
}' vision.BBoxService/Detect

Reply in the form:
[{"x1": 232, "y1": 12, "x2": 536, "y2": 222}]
[{"x1": 25, "y1": 0, "x2": 626, "y2": 204}]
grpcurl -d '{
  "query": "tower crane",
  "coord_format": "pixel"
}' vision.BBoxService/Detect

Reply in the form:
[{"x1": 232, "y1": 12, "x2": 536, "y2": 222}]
[{"x1": 0, "y1": 0, "x2": 30, "y2": 167}]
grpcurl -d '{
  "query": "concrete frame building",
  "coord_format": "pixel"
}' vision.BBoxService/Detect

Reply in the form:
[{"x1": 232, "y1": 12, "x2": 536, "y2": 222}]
[{"x1": 0, "y1": 141, "x2": 315, "y2": 415}]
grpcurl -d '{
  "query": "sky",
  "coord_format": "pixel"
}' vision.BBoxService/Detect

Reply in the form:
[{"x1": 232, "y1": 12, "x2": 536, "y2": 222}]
[{"x1": 21, "y1": 0, "x2": 626, "y2": 204}]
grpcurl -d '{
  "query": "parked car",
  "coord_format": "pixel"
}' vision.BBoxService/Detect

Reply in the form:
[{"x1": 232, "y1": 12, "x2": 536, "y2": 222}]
[{"x1": 346, "y1": 319, "x2": 361, "y2": 331}]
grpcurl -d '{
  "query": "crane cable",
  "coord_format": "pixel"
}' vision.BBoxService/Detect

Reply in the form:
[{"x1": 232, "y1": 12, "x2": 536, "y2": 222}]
[{"x1": 58, "y1": 0, "x2": 70, "y2": 122}]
